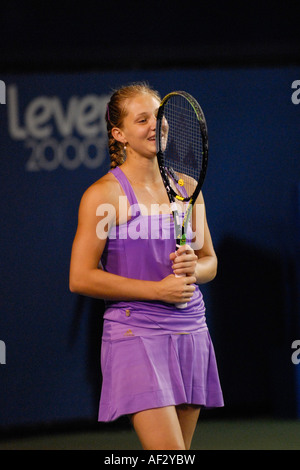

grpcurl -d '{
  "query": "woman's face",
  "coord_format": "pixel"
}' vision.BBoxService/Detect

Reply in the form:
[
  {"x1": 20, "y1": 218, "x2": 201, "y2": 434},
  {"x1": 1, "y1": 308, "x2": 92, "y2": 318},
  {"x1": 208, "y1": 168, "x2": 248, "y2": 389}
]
[{"x1": 117, "y1": 93, "x2": 160, "y2": 159}]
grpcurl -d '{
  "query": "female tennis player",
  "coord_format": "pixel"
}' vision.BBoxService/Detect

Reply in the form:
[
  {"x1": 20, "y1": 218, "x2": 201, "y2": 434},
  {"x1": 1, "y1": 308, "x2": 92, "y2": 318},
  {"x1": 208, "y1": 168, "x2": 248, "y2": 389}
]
[{"x1": 69, "y1": 82, "x2": 223, "y2": 450}]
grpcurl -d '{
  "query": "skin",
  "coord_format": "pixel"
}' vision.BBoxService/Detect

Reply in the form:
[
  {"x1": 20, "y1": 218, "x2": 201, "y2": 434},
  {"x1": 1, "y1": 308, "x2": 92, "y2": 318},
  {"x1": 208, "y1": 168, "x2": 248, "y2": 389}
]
[{"x1": 69, "y1": 92, "x2": 217, "y2": 450}]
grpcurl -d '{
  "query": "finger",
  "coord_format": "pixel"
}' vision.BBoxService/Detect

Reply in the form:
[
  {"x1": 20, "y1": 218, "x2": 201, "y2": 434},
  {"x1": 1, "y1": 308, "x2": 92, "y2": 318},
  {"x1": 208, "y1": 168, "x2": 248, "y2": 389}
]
[
  {"x1": 172, "y1": 266, "x2": 195, "y2": 276},
  {"x1": 182, "y1": 288, "x2": 195, "y2": 300},
  {"x1": 172, "y1": 259, "x2": 197, "y2": 271},
  {"x1": 173, "y1": 257, "x2": 197, "y2": 266},
  {"x1": 184, "y1": 275, "x2": 197, "y2": 284},
  {"x1": 174, "y1": 252, "x2": 197, "y2": 263},
  {"x1": 176, "y1": 244, "x2": 192, "y2": 255}
]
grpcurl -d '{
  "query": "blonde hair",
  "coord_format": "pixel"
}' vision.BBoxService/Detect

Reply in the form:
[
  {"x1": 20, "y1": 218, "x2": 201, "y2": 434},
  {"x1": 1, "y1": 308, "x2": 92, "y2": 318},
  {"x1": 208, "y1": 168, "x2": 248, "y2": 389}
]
[{"x1": 105, "y1": 82, "x2": 161, "y2": 168}]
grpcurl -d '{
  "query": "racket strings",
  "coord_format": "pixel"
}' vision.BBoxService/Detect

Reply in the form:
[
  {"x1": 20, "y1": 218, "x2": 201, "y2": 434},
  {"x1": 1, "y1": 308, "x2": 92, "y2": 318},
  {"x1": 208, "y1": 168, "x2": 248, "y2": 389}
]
[{"x1": 161, "y1": 96, "x2": 203, "y2": 199}]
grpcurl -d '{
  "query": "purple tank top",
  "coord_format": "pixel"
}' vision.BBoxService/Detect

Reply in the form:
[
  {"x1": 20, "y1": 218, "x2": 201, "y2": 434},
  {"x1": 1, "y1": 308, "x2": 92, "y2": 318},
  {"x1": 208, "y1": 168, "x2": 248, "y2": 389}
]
[{"x1": 100, "y1": 166, "x2": 207, "y2": 331}]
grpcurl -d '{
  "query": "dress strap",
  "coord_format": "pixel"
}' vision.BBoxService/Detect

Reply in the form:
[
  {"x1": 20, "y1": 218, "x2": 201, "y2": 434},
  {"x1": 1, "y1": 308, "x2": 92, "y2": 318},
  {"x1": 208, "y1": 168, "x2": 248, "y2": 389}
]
[{"x1": 109, "y1": 166, "x2": 140, "y2": 214}]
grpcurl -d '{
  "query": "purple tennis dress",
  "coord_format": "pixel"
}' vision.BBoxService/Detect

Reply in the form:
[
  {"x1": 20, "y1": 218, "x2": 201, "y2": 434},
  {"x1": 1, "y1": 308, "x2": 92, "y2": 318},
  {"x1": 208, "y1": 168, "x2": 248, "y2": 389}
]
[{"x1": 98, "y1": 166, "x2": 224, "y2": 421}]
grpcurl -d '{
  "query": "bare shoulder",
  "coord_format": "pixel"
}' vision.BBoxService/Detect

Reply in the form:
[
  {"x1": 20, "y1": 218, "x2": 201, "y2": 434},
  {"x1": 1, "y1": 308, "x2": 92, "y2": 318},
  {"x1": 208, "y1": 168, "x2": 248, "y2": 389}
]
[{"x1": 80, "y1": 172, "x2": 122, "y2": 209}]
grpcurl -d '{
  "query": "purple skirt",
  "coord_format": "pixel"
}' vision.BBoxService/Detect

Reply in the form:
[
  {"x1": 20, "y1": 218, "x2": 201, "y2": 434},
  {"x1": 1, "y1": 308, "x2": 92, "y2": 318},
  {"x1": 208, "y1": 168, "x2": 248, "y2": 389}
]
[{"x1": 98, "y1": 305, "x2": 224, "y2": 422}]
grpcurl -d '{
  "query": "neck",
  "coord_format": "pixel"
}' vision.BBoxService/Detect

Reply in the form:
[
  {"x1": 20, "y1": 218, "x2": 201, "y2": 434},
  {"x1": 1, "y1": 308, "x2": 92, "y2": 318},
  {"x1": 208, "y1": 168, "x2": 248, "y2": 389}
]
[{"x1": 120, "y1": 156, "x2": 161, "y2": 185}]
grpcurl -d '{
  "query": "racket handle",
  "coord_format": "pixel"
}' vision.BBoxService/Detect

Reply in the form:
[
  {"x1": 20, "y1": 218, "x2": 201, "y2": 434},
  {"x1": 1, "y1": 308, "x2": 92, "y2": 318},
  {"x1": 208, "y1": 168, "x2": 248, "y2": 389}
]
[{"x1": 174, "y1": 243, "x2": 187, "y2": 309}]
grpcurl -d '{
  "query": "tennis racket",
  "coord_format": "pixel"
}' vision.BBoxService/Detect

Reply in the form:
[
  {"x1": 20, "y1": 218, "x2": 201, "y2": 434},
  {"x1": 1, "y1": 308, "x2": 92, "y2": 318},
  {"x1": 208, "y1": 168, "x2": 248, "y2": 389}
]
[{"x1": 156, "y1": 91, "x2": 209, "y2": 308}]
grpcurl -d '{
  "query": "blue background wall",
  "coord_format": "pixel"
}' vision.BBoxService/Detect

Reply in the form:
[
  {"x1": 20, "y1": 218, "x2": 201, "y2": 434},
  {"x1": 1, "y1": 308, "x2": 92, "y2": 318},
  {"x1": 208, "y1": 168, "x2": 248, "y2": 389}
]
[{"x1": 0, "y1": 67, "x2": 300, "y2": 428}]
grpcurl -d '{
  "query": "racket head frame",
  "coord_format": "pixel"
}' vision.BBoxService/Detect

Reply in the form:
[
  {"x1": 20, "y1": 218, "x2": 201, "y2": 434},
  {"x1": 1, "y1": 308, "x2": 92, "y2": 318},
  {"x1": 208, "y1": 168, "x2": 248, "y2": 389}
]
[
  {"x1": 156, "y1": 91, "x2": 209, "y2": 244},
  {"x1": 156, "y1": 90, "x2": 208, "y2": 205}
]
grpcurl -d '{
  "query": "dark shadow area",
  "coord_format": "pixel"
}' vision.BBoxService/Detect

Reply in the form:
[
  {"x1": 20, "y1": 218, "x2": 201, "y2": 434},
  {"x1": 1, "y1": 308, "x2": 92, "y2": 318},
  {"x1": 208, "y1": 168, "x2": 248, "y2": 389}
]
[
  {"x1": 69, "y1": 295, "x2": 105, "y2": 417},
  {"x1": 1, "y1": 2, "x2": 300, "y2": 72},
  {"x1": 210, "y1": 236, "x2": 298, "y2": 418}
]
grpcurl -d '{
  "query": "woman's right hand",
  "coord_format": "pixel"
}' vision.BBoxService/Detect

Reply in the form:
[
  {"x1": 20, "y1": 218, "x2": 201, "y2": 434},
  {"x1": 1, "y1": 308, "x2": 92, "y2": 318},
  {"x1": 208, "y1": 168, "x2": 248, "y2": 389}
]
[{"x1": 156, "y1": 274, "x2": 196, "y2": 304}]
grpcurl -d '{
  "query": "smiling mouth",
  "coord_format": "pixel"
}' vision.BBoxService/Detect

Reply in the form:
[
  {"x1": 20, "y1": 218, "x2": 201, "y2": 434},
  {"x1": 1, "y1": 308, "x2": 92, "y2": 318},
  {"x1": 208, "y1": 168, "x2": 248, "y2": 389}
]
[{"x1": 148, "y1": 136, "x2": 156, "y2": 141}]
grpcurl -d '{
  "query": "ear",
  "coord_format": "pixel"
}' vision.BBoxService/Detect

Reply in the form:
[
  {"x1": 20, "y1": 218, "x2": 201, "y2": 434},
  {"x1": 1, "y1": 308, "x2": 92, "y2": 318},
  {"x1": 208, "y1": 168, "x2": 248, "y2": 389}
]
[{"x1": 111, "y1": 127, "x2": 127, "y2": 145}]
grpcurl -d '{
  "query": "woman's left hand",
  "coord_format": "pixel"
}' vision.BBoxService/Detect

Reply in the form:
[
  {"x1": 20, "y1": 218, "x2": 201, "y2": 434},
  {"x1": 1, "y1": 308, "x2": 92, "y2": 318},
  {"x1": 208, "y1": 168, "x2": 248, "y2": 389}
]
[{"x1": 169, "y1": 244, "x2": 198, "y2": 277}]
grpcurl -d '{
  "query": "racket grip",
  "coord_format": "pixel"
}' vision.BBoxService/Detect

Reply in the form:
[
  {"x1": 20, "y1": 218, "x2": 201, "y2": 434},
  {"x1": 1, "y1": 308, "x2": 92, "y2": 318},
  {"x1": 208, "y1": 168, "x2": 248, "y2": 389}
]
[{"x1": 174, "y1": 243, "x2": 187, "y2": 309}]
